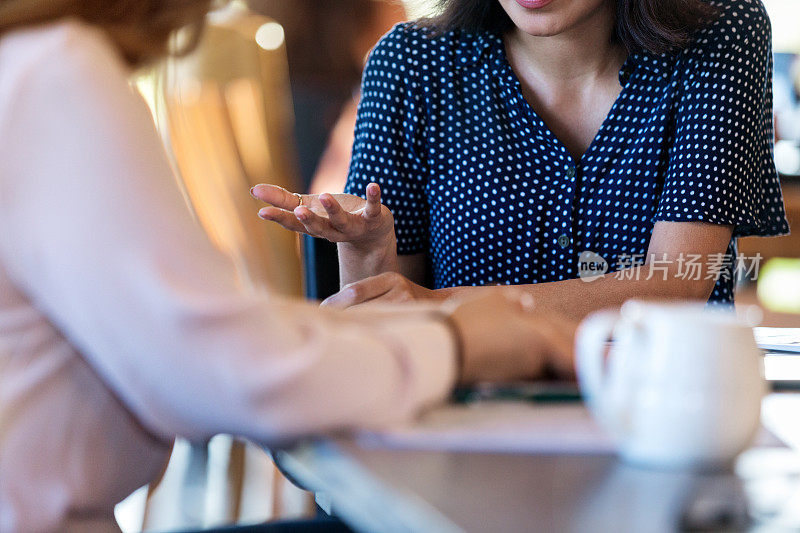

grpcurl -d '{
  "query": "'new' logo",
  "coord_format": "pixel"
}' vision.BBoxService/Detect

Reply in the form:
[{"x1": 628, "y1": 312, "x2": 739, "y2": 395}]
[{"x1": 578, "y1": 251, "x2": 608, "y2": 282}]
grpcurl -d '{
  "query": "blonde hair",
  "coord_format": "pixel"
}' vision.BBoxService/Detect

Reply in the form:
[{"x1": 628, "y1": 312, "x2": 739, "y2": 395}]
[{"x1": 0, "y1": 0, "x2": 213, "y2": 65}]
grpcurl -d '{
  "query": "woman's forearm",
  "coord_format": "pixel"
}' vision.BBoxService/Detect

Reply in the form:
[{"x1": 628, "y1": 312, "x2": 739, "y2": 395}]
[
  {"x1": 429, "y1": 223, "x2": 732, "y2": 319},
  {"x1": 430, "y1": 264, "x2": 717, "y2": 322},
  {"x1": 332, "y1": 222, "x2": 730, "y2": 314},
  {"x1": 338, "y1": 238, "x2": 399, "y2": 287}
]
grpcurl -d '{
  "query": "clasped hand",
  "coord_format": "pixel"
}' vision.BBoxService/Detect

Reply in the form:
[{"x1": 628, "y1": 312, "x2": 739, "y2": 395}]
[{"x1": 252, "y1": 182, "x2": 577, "y2": 380}]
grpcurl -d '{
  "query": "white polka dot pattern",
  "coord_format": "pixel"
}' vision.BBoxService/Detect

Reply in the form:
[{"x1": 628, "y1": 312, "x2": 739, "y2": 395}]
[{"x1": 345, "y1": 0, "x2": 789, "y2": 303}]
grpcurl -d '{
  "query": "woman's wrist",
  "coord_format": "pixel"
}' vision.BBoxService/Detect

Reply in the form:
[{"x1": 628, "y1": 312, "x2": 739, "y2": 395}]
[
  {"x1": 338, "y1": 235, "x2": 399, "y2": 285},
  {"x1": 338, "y1": 227, "x2": 396, "y2": 255}
]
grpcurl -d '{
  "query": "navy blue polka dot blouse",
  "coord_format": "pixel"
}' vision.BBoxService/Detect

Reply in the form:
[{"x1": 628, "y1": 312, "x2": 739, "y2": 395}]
[{"x1": 345, "y1": 0, "x2": 789, "y2": 303}]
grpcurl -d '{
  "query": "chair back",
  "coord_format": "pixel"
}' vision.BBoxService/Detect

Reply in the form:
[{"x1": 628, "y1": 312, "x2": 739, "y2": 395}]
[
  {"x1": 144, "y1": 4, "x2": 303, "y2": 295},
  {"x1": 301, "y1": 235, "x2": 340, "y2": 301},
  {"x1": 135, "y1": 8, "x2": 312, "y2": 528}
]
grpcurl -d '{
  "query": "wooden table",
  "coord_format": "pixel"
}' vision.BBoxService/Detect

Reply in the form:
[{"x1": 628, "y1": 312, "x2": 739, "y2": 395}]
[{"x1": 272, "y1": 394, "x2": 800, "y2": 533}]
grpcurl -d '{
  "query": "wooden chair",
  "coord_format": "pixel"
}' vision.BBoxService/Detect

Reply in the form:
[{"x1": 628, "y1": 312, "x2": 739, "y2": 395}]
[
  {"x1": 149, "y1": 5, "x2": 303, "y2": 295},
  {"x1": 134, "y1": 4, "x2": 314, "y2": 530}
]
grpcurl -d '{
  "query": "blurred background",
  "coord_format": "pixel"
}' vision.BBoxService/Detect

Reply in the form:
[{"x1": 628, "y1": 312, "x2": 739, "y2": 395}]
[
  {"x1": 116, "y1": 0, "x2": 800, "y2": 530},
  {"x1": 738, "y1": 0, "x2": 800, "y2": 317}
]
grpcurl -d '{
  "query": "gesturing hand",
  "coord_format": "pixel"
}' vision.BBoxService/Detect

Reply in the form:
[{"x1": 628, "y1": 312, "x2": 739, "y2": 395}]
[{"x1": 251, "y1": 183, "x2": 395, "y2": 252}]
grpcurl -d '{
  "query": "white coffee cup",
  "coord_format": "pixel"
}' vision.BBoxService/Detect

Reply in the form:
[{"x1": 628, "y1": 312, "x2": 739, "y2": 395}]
[{"x1": 576, "y1": 300, "x2": 766, "y2": 469}]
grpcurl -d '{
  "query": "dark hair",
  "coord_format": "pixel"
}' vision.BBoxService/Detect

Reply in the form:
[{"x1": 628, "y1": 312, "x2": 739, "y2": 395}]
[{"x1": 427, "y1": 0, "x2": 718, "y2": 54}]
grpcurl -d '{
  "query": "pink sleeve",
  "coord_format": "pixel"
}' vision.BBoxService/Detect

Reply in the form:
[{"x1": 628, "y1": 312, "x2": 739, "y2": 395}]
[{"x1": 0, "y1": 23, "x2": 456, "y2": 443}]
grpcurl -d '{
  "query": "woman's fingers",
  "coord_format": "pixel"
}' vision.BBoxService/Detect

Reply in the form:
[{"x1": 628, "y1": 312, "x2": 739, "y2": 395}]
[
  {"x1": 321, "y1": 272, "x2": 400, "y2": 308},
  {"x1": 295, "y1": 206, "x2": 343, "y2": 240},
  {"x1": 251, "y1": 184, "x2": 304, "y2": 210},
  {"x1": 533, "y1": 314, "x2": 578, "y2": 377},
  {"x1": 252, "y1": 184, "x2": 394, "y2": 247},
  {"x1": 319, "y1": 194, "x2": 353, "y2": 232},
  {"x1": 259, "y1": 203, "x2": 345, "y2": 240},
  {"x1": 258, "y1": 206, "x2": 308, "y2": 234},
  {"x1": 363, "y1": 183, "x2": 382, "y2": 219},
  {"x1": 349, "y1": 286, "x2": 414, "y2": 308}
]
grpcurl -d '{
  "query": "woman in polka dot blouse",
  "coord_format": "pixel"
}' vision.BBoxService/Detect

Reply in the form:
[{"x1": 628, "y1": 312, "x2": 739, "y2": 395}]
[{"x1": 253, "y1": 0, "x2": 789, "y2": 320}]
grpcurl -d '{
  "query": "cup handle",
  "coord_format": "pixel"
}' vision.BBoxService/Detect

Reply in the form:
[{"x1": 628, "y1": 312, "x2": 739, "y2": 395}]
[{"x1": 576, "y1": 311, "x2": 619, "y2": 412}]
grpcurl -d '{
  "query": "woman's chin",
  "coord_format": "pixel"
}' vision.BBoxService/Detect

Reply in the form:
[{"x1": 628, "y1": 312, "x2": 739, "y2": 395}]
[
  {"x1": 509, "y1": 18, "x2": 570, "y2": 38},
  {"x1": 500, "y1": 0, "x2": 611, "y2": 39}
]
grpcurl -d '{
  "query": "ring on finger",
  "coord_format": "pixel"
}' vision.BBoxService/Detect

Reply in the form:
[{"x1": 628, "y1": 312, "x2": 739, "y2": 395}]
[{"x1": 294, "y1": 193, "x2": 304, "y2": 208}]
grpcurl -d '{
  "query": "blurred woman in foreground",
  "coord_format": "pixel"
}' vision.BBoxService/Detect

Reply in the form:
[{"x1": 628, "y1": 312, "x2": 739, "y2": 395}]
[{"x1": 0, "y1": 0, "x2": 575, "y2": 531}]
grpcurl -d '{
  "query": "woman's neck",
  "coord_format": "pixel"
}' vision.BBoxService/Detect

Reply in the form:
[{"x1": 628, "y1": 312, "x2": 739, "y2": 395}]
[
  {"x1": 506, "y1": 2, "x2": 624, "y2": 85},
  {"x1": 502, "y1": 2, "x2": 628, "y2": 161}
]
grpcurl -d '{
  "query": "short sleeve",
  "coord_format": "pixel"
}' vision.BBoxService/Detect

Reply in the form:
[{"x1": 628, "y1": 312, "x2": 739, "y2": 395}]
[
  {"x1": 345, "y1": 24, "x2": 430, "y2": 254},
  {"x1": 655, "y1": 0, "x2": 789, "y2": 238}
]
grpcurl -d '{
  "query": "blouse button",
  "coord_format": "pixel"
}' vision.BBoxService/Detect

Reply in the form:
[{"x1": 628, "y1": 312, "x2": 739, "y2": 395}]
[
  {"x1": 557, "y1": 234, "x2": 571, "y2": 249},
  {"x1": 566, "y1": 166, "x2": 577, "y2": 178}
]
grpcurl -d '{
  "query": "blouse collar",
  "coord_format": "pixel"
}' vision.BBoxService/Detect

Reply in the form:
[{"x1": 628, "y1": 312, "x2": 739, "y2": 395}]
[
  {"x1": 460, "y1": 30, "x2": 497, "y2": 66},
  {"x1": 466, "y1": 30, "x2": 677, "y2": 85}
]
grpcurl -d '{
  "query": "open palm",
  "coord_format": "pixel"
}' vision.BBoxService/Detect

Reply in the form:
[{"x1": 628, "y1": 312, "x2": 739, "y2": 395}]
[{"x1": 251, "y1": 183, "x2": 395, "y2": 247}]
